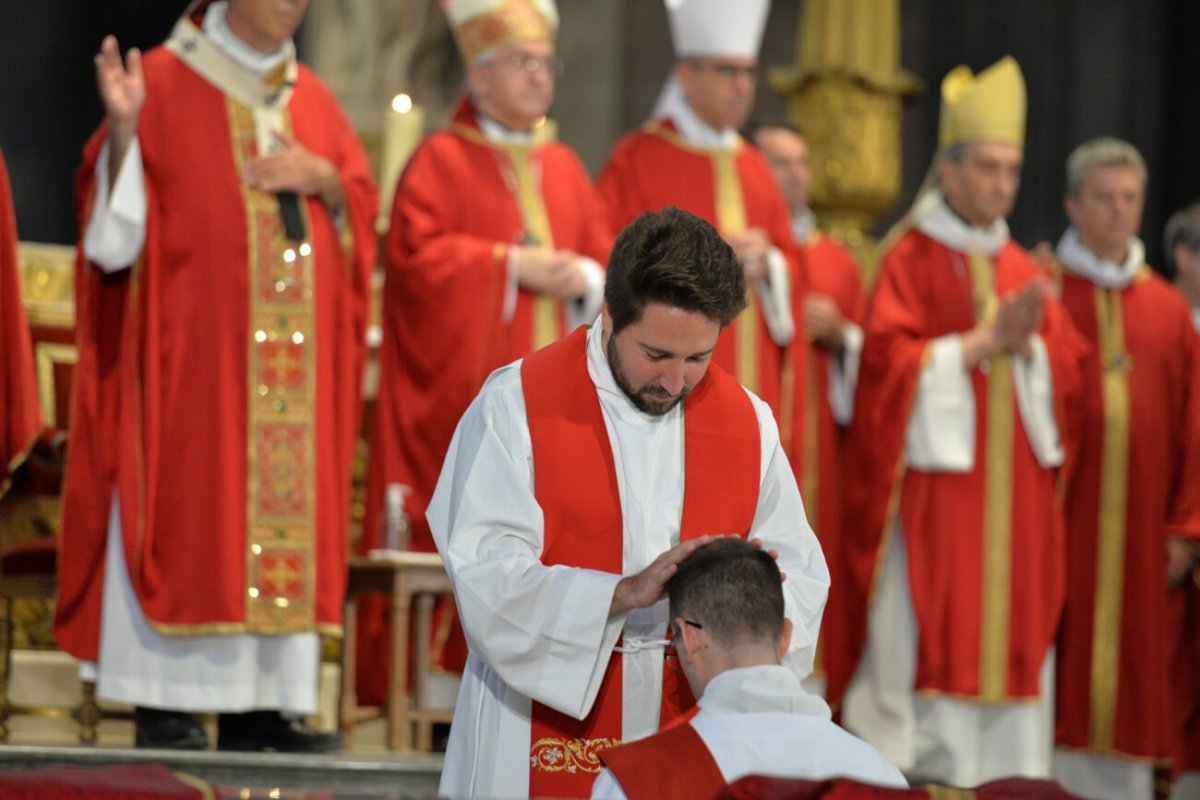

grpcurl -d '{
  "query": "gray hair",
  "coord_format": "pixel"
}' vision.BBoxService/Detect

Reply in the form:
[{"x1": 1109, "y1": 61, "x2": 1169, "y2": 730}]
[
  {"x1": 939, "y1": 141, "x2": 969, "y2": 165},
  {"x1": 1164, "y1": 202, "x2": 1200, "y2": 271},
  {"x1": 1065, "y1": 137, "x2": 1146, "y2": 197}
]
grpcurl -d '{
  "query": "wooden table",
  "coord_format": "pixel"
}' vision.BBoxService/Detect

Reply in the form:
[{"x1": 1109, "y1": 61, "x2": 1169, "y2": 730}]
[{"x1": 339, "y1": 552, "x2": 455, "y2": 751}]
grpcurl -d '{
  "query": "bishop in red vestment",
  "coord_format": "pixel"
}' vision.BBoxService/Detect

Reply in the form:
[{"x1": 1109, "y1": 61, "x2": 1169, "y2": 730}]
[
  {"x1": 358, "y1": 0, "x2": 612, "y2": 704},
  {"x1": 836, "y1": 58, "x2": 1086, "y2": 786},
  {"x1": 54, "y1": 0, "x2": 376, "y2": 750}
]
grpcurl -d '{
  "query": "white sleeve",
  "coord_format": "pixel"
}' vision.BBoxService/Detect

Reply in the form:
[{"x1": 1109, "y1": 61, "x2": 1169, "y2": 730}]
[
  {"x1": 501, "y1": 245, "x2": 519, "y2": 324},
  {"x1": 567, "y1": 256, "x2": 605, "y2": 330},
  {"x1": 745, "y1": 392, "x2": 830, "y2": 679},
  {"x1": 756, "y1": 246, "x2": 796, "y2": 347},
  {"x1": 904, "y1": 334, "x2": 976, "y2": 471},
  {"x1": 827, "y1": 322, "x2": 863, "y2": 425},
  {"x1": 589, "y1": 768, "x2": 629, "y2": 800},
  {"x1": 83, "y1": 138, "x2": 147, "y2": 273},
  {"x1": 427, "y1": 366, "x2": 625, "y2": 720},
  {"x1": 1011, "y1": 334, "x2": 1063, "y2": 467}
]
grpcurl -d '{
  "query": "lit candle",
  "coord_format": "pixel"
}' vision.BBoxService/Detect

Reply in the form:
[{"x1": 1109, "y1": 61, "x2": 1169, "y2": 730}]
[{"x1": 378, "y1": 93, "x2": 425, "y2": 234}]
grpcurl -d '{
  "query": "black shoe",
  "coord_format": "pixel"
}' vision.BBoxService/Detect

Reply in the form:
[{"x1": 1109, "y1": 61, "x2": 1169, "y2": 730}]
[
  {"x1": 433, "y1": 722, "x2": 451, "y2": 753},
  {"x1": 134, "y1": 707, "x2": 209, "y2": 750},
  {"x1": 217, "y1": 710, "x2": 343, "y2": 753}
]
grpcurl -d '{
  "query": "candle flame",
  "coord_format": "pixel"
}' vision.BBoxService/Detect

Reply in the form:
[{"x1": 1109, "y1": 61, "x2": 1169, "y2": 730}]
[{"x1": 392, "y1": 93, "x2": 413, "y2": 114}]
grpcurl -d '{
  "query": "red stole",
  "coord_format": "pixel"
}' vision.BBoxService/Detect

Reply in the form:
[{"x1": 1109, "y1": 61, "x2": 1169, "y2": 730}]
[
  {"x1": 600, "y1": 722, "x2": 725, "y2": 800},
  {"x1": 521, "y1": 326, "x2": 760, "y2": 798}
]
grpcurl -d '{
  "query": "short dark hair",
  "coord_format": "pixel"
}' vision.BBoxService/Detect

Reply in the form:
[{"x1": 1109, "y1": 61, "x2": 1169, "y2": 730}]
[
  {"x1": 604, "y1": 207, "x2": 746, "y2": 335},
  {"x1": 667, "y1": 538, "x2": 784, "y2": 650}
]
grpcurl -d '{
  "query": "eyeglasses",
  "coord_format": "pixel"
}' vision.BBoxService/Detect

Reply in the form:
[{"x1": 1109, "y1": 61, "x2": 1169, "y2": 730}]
[
  {"x1": 663, "y1": 619, "x2": 703, "y2": 672},
  {"x1": 498, "y1": 53, "x2": 564, "y2": 77},
  {"x1": 690, "y1": 60, "x2": 758, "y2": 82}
]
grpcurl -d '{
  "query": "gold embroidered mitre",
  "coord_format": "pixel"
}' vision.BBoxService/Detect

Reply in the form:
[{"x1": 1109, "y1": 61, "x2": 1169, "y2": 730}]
[
  {"x1": 443, "y1": 0, "x2": 558, "y2": 63},
  {"x1": 938, "y1": 55, "x2": 1026, "y2": 151}
]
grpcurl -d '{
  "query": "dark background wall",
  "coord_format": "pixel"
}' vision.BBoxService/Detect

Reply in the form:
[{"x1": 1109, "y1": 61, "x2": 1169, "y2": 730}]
[{"x1": 3, "y1": 0, "x2": 1198, "y2": 274}]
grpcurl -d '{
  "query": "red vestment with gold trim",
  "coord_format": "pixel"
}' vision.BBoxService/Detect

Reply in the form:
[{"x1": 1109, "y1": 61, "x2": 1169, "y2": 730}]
[
  {"x1": 829, "y1": 230, "x2": 1084, "y2": 707},
  {"x1": 54, "y1": 46, "x2": 377, "y2": 660},
  {"x1": 1055, "y1": 269, "x2": 1200, "y2": 759}
]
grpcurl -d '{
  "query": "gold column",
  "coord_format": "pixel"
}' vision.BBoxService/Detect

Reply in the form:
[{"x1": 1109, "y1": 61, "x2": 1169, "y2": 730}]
[{"x1": 768, "y1": 0, "x2": 921, "y2": 276}]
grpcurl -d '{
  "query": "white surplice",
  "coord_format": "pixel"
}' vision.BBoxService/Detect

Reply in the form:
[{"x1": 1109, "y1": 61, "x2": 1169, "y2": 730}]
[
  {"x1": 590, "y1": 664, "x2": 907, "y2": 799},
  {"x1": 430, "y1": 321, "x2": 829, "y2": 800}
]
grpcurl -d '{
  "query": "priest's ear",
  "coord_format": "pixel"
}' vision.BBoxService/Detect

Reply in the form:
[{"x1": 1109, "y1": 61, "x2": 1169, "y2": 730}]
[{"x1": 777, "y1": 618, "x2": 793, "y2": 662}]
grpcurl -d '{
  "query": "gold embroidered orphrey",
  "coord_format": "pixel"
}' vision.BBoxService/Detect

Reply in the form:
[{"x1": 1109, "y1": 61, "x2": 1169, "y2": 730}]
[
  {"x1": 530, "y1": 736, "x2": 621, "y2": 774},
  {"x1": 228, "y1": 97, "x2": 319, "y2": 634}
]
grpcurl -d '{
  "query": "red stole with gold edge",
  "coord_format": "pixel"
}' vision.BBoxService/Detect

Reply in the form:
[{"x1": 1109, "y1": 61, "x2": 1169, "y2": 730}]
[{"x1": 521, "y1": 326, "x2": 760, "y2": 798}]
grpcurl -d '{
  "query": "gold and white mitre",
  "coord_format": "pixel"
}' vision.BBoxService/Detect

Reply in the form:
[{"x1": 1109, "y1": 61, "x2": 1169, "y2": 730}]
[
  {"x1": 938, "y1": 55, "x2": 1027, "y2": 150},
  {"x1": 442, "y1": 0, "x2": 558, "y2": 63}
]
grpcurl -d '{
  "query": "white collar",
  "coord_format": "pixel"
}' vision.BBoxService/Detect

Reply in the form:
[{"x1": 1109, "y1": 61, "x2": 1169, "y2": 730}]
[
  {"x1": 792, "y1": 208, "x2": 817, "y2": 243},
  {"x1": 659, "y1": 88, "x2": 738, "y2": 150},
  {"x1": 476, "y1": 111, "x2": 536, "y2": 146},
  {"x1": 698, "y1": 664, "x2": 831, "y2": 718},
  {"x1": 202, "y1": 1, "x2": 293, "y2": 76},
  {"x1": 914, "y1": 190, "x2": 1009, "y2": 256},
  {"x1": 1055, "y1": 226, "x2": 1144, "y2": 290},
  {"x1": 586, "y1": 319, "x2": 684, "y2": 424}
]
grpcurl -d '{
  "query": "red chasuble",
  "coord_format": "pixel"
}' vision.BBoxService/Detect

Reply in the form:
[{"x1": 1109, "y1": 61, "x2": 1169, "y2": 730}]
[
  {"x1": 827, "y1": 229, "x2": 1085, "y2": 707},
  {"x1": 597, "y1": 121, "x2": 809, "y2": 475},
  {"x1": 521, "y1": 326, "x2": 760, "y2": 799},
  {"x1": 54, "y1": 45, "x2": 377, "y2": 661},
  {"x1": 0, "y1": 149, "x2": 42, "y2": 498},
  {"x1": 1174, "y1": 570, "x2": 1200, "y2": 774},
  {"x1": 1055, "y1": 269, "x2": 1200, "y2": 760},
  {"x1": 357, "y1": 97, "x2": 612, "y2": 703},
  {"x1": 600, "y1": 722, "x2": 725, "y2": 800},
  {"x1": 798, "y1": 232, "x2": 865, "y2": 690}
]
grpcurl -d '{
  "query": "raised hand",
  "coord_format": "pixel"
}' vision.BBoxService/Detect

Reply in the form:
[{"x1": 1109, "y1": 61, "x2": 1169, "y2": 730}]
[
  {"x1": 993, "y1": 281, "x2": 1045, "y2": 359},
  {"x1": 95, "y1": 35, "x2": 144, "y2": 139},
  {"x1": 609, "y1": 536, "x2": 717, "y2": 617}
]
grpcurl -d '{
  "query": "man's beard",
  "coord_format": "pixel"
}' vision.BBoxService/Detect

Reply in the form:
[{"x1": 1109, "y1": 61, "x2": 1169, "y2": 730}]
[{"x1": 606, "y1": 335, "x2": 689, "y2": 417}]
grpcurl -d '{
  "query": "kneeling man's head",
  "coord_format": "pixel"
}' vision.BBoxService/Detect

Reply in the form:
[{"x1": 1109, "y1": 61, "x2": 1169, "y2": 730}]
[{"x1": 666, "y1": 537, "x2": 791, "y2": 697}]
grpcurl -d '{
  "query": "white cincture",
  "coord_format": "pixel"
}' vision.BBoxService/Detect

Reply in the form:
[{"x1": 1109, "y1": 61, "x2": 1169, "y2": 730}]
[{"x1": 613, "y1": 637, "x2": 671, "y2": 654}]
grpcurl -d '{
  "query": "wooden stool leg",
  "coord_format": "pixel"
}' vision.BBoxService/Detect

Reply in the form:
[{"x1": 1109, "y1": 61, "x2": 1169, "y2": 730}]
[
  {"x1": 414, "y1": 592, "x2": 435, "y2": 752},
  {"x1": 388, "y1": 572, "x2": 414, "y2": 751}
]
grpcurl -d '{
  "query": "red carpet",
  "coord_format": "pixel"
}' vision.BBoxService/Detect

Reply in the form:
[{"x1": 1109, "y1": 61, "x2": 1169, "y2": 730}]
[{"x1": 0, "y1": 763, "x2": 213, "y2": 799}]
